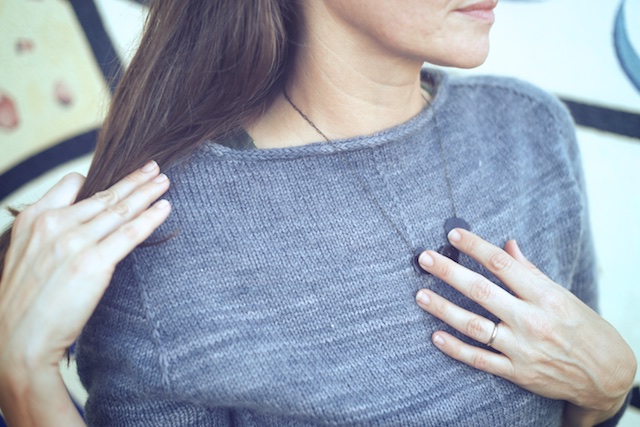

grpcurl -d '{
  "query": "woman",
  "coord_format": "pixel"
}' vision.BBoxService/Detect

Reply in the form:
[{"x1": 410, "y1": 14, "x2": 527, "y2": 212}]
[{"x1": 0, "y1": 0, "x2": 636, "y2": 425}]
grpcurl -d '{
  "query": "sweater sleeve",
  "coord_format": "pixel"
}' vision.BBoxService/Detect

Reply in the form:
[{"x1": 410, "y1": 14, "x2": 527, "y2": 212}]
[
  {"x1": 76, "y1": 255, "x2": 232, "y2": 426},
  {"x1": 553, "y1": 99, "x2": 633, "y2": 427},
  {"x1": 551, "y1": 98, "x2": 598, "y2": 311}
]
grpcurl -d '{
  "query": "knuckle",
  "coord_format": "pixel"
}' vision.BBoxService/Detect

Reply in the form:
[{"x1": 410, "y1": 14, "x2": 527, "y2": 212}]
[
  {"x1": 137, "y1": 181, "x2": 162, "y2": 198},
  {"x1": 438, "y1": 260, "x2": 454, "y2": 279},
  {"x1": 540, "y1": 290, "x2": 567, "y2": 312},
  {"x1": 33, "y1": 211, "x2": 60, "y2": 234},
  {"x1": 93, "y1": 189, "x2": 119, "y2": 206},
  {"x1": 524, "y1": 315, "x2": 554, "y2": 341},
  {"x1": 123, "y1": 171, "x2": 144, "y2": 186},
  {"x1": 464, "y1": 235, "x2": 479, "y2": 254},
  {"x1": 465, "y1": 317, "x2": 485, "y2": 340},
  {"x1": 119, "y1": 222, "x2": 141, "y2": 241},
  {"x1": 489, "y1": 251, "x2": 512, "y2": 272},
  {"x1": 52, "y1": 233, "x2": 83, "y2": 257},
  {"x1": 107, "y1": 202, "x2": 131, "y2": 218},
  {"x1": 433, "y1": 300, "x2": 448, "y2": 317},
  {"x1": 469, "y1": 277, "x2": 492, "y2": 302},
  {"x1": 470, "y1": 353, "x2": 489, "y2": 370},
  {"x1": 68, "y1": 252, "x2": 94, "y2": 276}
]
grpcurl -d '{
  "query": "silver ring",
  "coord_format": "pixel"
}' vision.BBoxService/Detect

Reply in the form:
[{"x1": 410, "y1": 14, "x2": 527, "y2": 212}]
[{"x1": 486, "y1": 322, "x2": 499, "y2": 347}]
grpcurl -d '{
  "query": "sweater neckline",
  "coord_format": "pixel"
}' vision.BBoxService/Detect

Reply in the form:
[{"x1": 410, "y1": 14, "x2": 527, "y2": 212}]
[{"x1": 202, "y1": 68, "x2": 449, "y2": 160}]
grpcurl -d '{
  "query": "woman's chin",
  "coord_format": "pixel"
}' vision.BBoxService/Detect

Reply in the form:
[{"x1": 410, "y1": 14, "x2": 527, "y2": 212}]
[{"x1": 426, "y1": 45, "x2": 490, "y2": 70}]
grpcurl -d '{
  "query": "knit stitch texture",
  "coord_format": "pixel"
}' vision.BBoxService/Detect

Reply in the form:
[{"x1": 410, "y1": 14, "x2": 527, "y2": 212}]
[{"x1": 77, "y1": 70, "x2": 602, "y2": 426}]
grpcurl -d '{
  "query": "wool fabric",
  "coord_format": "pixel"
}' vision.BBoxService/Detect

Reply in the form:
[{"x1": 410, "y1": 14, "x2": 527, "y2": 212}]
[{"x1": 77, "y1": 70, "x2": 612, "y2": 426}]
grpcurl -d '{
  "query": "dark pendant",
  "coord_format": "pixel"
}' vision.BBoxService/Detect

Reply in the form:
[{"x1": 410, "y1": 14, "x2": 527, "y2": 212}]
[
  {"x1": 444, "y1": 217, "x2": 470, "y2": 236},
  {"x1": 438, "y1": 217, "x2": 471, "y2": 262},
  {"x1": 412, "y1": 246, "x2": 428, "y2": 274},
  {"x1": 437, "y1": 244, "x2": 460, "y2": 263},
  {"x1": 413, "y1": 217, "x2": 471, "y2": 274}
]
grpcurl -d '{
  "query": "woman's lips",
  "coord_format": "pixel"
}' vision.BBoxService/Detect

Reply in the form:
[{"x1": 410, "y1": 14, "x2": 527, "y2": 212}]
[{"x1": 455, "y1": 1, "x2": 497, "y2": 22}]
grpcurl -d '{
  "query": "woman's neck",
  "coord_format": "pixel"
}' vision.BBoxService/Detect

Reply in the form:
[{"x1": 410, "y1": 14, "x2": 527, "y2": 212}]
[{"x1": 247, "y1": 2, "x2": 428, "y2": 149}]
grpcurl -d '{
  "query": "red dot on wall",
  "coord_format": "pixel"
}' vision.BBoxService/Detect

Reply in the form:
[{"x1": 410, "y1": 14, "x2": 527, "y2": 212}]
[
  {"x1": 55, "y1": 80, "x2": 74, "y2": 107},
  {"x1": 15, "y1": 38, "x2": 35, "y2": 53},
  {"x1": 0, "y1": 93, "x2": 19, "y2": 131}
]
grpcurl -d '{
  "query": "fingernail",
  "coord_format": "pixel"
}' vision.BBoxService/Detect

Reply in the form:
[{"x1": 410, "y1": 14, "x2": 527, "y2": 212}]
[
  {"x1": 418, "y1": 251, "x2": 434, "y2": 267},
  {"x1": 141, "y1": 160, "x2": 157, "y2": 172},
  {"x1": 448, "y1": 229, "x2": 461, "y2": 242},
  {"x1": 155, "y1": 199, "x2": 170, "y2": 209},
  {"x1": 416, "y1": 290, "x2": 430, "y2": 305},
  {"x1": 152, "y1": 173, "x2": 167, "y2": 183},
  {"x1": 433, "y1": 334, "x2": 444, "y2": 347}
]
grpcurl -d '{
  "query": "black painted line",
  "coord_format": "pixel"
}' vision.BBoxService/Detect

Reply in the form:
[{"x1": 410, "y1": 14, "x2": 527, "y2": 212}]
[
  {"x1": 0, "y1": 130, "x2": 98, "y2": 201},
  {"x1": 69, "y1": 0, "x2": 123, "y2": 93},
  {"x1": 561, "y1": 99, "x2": 640, "y2": 140}
]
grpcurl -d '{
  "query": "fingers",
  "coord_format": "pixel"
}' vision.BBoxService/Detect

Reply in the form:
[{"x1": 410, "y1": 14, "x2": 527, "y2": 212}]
[
  {"x1": 32, "y1": 172, "x2": 85, "y2": 210},
  {"x1": 445, "y1": 229, "x2": 546, "y2": 300},
  {"x1": 12, "y1": 173, "x2": 85, "y2": 234},
  {"x1": 57, "y1": 160, "x2": 162, "y2": 227},
  {"x1": 96, "y1": 198, "x2": 172, "y2": 266},
  {"x1": 7, "y1": 161, "x2": 169, "y2": 282},
  {"x1": 73, "y1": 172, "x2": 170, "y2": 244},
  {"x1": 416, "y1": 289, "x2": 505, "y2": 350},
  {"x1": 12, "y1": 161, "x2": 162, "y2": 246},
  {"x1": 504, "y1": 239, "x2": 547, "y2": 280},
  {"x1": 6, "y1": 174, "x2": 86, "y2": 277},
  {"x1": 415, "y1": 230, "x2": 638, "y2": 409},
  {"x1": 430, "y1": 331, "x2": 514, "y2": 381},
  {"x1": 0, "y1": 161, "x2": 172, "y2": 372},
  {"x1": 417, "y1": 249, "x2": 520, "y2": 321}
]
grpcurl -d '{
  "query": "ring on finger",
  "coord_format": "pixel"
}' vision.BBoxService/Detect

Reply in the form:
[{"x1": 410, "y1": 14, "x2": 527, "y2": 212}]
[{"x1": 486, "y1": 322, "x2": 499, "y2": 347}]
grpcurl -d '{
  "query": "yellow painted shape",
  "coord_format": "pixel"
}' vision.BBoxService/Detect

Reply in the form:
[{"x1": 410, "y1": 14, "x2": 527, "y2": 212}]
[{"x1": 0, "y1": 0, "x2": 111, "y2": 174}]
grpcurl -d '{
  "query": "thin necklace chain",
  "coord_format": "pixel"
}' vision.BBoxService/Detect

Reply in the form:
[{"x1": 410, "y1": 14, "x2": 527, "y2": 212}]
[
  {"x1": 282, "y1": 89, "x2": 459, "y2": 253},
  {"x1": 432, "y1": 109, "x2": 458, "y2": 218}
]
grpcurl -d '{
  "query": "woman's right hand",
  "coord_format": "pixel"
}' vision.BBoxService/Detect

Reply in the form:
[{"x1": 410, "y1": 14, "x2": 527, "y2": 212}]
[{"x1": 0, "y1": 161, "x2": 171, "y2": 426}]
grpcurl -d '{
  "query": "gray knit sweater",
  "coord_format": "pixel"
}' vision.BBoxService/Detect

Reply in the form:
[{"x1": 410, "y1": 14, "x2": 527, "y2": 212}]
[{"x1": 77, "y1": 71, "x2": 604, "y2": 426}]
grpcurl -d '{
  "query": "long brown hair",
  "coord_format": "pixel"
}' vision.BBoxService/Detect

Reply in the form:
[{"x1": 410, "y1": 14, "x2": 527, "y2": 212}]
[{"x1": 0, "y1": 0, "x2": 299, "y2": 279}]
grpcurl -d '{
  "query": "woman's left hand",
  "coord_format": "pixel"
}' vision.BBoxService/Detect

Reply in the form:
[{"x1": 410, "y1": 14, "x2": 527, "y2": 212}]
[{"x1": 415, "y1": 228, "x2": 636, "y2": 426}]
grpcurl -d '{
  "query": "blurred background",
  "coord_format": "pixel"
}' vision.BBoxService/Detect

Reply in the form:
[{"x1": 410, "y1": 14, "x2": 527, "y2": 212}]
[{"x1": 1, "y1": 0, "x2": 638, "y2": 424}]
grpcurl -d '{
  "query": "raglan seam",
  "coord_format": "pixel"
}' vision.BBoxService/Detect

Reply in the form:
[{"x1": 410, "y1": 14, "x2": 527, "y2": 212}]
[{"x1": 129, "y1": 249, "x2": 173, "y2": 395}]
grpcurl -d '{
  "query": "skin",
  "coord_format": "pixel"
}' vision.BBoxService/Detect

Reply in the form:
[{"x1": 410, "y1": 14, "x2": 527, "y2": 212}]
[
  {"x1": 0, "y1": 163, "x2": 171, "y2": 426},
  {"x1": 249, "y1": 0, "x2": 494, "y2": 147},
  {"x1": 252, "y1": 1, "x2": 636, "y2": 424},
  {"x1": 0, "y1": 1, "x2": 635, "y2": 426},
  {"x1": 415, "y1": 231, "x2": 636, "y2": 426}
]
